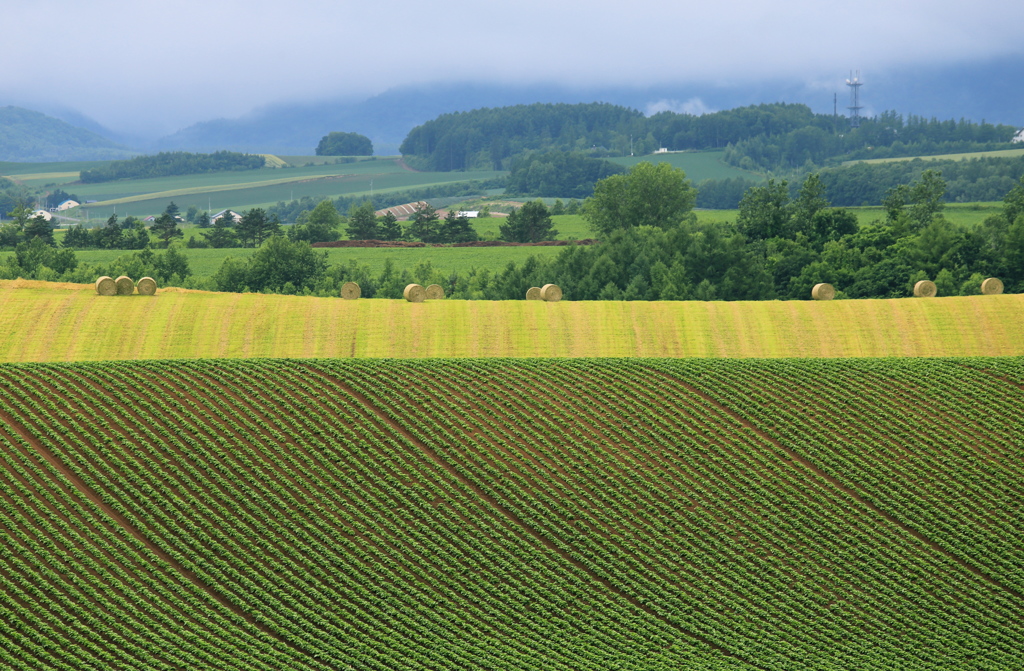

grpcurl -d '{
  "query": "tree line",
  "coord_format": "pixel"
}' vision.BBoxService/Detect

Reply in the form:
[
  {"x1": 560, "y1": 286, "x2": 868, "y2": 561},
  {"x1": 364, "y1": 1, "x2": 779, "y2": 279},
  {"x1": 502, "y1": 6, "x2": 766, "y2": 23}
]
[
  {"x1": 400, "y1": 102, "x2": 1019, "y2": 173},
  {"x1": 79, "y1": 151, "x2": 266, "y2": 183}
]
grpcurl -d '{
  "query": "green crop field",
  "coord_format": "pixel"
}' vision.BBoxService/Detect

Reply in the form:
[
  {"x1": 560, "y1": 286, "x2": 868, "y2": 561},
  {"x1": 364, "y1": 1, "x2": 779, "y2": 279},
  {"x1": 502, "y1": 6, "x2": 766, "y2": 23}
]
[
  {"x1": 1, "y1": 279, "x2": 1021, "y2": 361},
  {"x1": 0, "y1": 357, "x2": 1023, "y2": 669},
  {"x1": 850, "y1": 147, "x2": 1024, "y2": 165},
  {"x1": 610, "y1": 151, "x2": 763, "y2": 182}
]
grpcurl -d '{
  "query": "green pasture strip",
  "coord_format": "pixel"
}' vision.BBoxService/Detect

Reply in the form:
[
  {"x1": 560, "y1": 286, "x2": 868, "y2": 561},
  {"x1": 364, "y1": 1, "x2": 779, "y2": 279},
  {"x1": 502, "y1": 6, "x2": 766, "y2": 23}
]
[
  {"x1": 849, "y1": 147, "x2": 1024, "y2": 165},
  {"x1": 610, "y1": 151, "x2": 764, "y2": 182},
  {"x1": 1, "y1": 281, "x2": 1021, "y2": 362}
]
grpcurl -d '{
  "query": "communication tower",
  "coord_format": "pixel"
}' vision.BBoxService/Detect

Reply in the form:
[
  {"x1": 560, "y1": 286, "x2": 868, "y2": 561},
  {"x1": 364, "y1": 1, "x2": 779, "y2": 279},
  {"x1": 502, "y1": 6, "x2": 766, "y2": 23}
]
[{"x1": 846, "y1": 70, "x2": 864, "y2": 128}]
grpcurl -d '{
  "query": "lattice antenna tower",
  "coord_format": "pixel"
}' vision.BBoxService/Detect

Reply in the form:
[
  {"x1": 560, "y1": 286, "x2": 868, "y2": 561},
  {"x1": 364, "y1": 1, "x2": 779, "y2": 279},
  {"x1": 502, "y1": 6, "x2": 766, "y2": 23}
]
[{"x1": 846, "y1": 70, "x2": 863, "y2": 129}]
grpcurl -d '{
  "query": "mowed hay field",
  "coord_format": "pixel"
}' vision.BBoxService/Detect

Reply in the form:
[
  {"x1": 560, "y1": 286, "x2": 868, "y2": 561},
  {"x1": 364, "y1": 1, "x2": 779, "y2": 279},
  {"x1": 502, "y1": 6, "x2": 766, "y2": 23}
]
[
  {"x1": 1, "y1": 358, "x2": 1023, "y2": 669},
  {"x1": 2, "y1": 279, "x2": 1023, "y2": 361}
]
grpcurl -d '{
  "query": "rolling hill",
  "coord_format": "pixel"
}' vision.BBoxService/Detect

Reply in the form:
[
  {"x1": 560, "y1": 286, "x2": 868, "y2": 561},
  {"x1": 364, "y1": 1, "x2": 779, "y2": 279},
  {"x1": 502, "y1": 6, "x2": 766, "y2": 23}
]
[
  {"x1": 0, "y1": 106, "x2": 134, "y2": 162},
  {"x1": 0, "y1": 357, "x2": 1022, "y2": 669},
  {"x1": 1, "y1": 280, "x2": 1022, "y2": 361}
]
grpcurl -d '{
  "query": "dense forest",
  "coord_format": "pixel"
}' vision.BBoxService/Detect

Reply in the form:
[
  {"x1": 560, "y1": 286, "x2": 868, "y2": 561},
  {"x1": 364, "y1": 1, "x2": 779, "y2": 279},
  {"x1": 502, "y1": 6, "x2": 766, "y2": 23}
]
[
  {"x1": 79, "y1": 150, "x2": 266, "y2": 183},
  {"x1": 505, "y1": 151, "x2": 625, "y2": 198},
  {"x1": 400, "y1": 102, "x2": 1019, "y2": 174}
]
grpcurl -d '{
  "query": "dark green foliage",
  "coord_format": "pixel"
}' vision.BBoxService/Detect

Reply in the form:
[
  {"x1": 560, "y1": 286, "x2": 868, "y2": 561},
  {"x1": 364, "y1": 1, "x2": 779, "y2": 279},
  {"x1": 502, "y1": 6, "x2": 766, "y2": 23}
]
[
  {"x1": 0, "y1": 105, "x2": 132, "y2": 162},
  {"x1": 79, "y1": 150, "x2": 265, "y2": 183},
  {"x1": 405, "y1": 204, "x2": 441, "y2": 242},
  {"x1": 236, "y1": 208, "x2": 280, "y2": 248},
  {"x1": 289, "y1": 199, "x2": 342, "y2": 244},
  {"x1": 44, "y1": 188, "x2": 80, "y2": 209},
  {"x1": 23, "y1": 213, "x2": 55, "y2": 245},
  {"x1": 315, "y1": 131, "x2": 373, "y2": 156},
  {"x1": 438, "y1": 210, "x2": 479, "y2": 243},
  {"x1": 400, "y1": 102, "x2": 645, "y2": 171},
  {"x1": 150, "y1": 213, "x2": 183, "y2": 248},
  {"x1": 506, "y1": 151, "x2": 626, "y2": 198},
  {"x1": 203, "y1": 214, "x2": 240, "y2": 248},
  {"x1": 345, "y1": 201, "x2": 379, "y2": 240},
  {"x1": 377, "y1": 212, "x2": 402, "y2": 241},
  {"x1": 213, "y1": 236, "x2": 327, "y2": 293},
  {"x1": 499, "y1": 201, "x2": 556, "y2": 243},
  {"x1": 583, "y1": 162, "x2": 697, "y2": 235},
  {"x1": 7, "y1": 237, "x2": 77, "y2": 275},
  {"x1": 696, "y1": 177, "x2": 761, "y2": 209}
]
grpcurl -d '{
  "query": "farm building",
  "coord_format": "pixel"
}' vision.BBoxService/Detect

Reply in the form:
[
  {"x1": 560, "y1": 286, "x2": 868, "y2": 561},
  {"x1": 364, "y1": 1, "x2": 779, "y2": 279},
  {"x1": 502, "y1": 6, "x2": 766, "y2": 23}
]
[
  {"x1": 55, "y1": 199, "x2": 79, "y2": 211},
  {"x1": 31, "y1": 209, "x2": 53, "y2": 221},
  {"x1": 1013, "y1": 129, "x2": 1024, "y2": 143},
  {"x1": 212, "y1": 209, "x2": 242, "y2": 224}
]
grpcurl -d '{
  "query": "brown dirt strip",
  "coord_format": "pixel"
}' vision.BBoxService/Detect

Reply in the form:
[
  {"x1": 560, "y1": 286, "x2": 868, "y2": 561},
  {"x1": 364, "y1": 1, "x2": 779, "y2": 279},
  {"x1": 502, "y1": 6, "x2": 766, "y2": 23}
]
[
  {"x1": 0, "y1": 408, "x2": 319, "y2": 663},
  {"x1": 303, "y1": 364, "x2": 770, "y2": 671},
  {"x1": 647, "y1": 366, "x2": 1024, "y2": 603}
]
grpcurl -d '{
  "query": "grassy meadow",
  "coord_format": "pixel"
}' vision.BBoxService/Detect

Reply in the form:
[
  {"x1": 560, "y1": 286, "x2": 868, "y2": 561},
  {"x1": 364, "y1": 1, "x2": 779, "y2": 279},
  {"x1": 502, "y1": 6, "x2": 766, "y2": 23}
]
[
  {"x1": 850, "y1": 147, "x2": 1024, "y2": 165},
  {"x1": 1, "y1": 279, "x2": 1021, "y2": 362}
]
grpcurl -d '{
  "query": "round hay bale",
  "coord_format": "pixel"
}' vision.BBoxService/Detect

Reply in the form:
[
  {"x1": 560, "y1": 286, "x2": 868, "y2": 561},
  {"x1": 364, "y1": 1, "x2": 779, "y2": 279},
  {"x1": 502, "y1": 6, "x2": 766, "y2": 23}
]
[
  {"x1": 424, "y1": 284, "x2": 445, "y2": 300},
  {"x1": 540, "y1": 283, "x2": 562, "y2": 302},
  {"x1": 95, "y1": 276, "x2": 116, "y2": 296},
  {"x1": 403, "y1": 283, "x2": 426, "y2": 303},
  {"x1": 981, "y1": 277, "x2": 1004, "y2": 295},
  {"x1": 114, "y1": 276, "x2": 134, "y2": 295},
  {"x1": 135, "y1": 276, "x2": 157, "y2": 296},
  {"x1": 811, "y1": 283, "x2": 835, "y2": 301},
  {"x1": 341, "y1": 281, "x2": 361, "y2": 300},
  {"x1": 913, "y1": 280, "x2": 938, "y2": 298},
  {"x1": 525, "y1": 286, "x2": 542, "y2": 301}
]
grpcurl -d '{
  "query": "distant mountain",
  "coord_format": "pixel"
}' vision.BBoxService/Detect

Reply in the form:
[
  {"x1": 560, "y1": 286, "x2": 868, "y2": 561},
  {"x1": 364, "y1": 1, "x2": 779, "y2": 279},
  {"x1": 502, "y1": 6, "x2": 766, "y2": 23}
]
[
  {"x1": 153, "y1": 57, "x2": 1024, "y2": 156},
  {"x1": 0, "y1": 106, "x2": 135, "y2": 162}
]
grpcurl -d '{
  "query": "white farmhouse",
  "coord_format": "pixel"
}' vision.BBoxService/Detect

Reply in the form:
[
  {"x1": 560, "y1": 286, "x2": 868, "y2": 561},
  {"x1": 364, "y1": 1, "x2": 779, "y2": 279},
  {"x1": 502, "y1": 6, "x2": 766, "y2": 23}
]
[
  {"x1": 1013, "y1": 129, "x2": 1024, "y2": 144},
  {"x1": 31, "y1": 210, "x2": 53, "y2": 221}
]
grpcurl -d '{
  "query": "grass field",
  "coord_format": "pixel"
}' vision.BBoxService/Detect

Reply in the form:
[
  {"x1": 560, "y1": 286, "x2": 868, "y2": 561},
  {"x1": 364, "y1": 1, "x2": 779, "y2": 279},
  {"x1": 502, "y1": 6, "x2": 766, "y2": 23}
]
[
  {"x1": 1, "y1": 279, "x2": 1020, "y2": 361},
  {"x1": 850, "y1": 147, "x2": 1024, "y2": 164},
  {"x1": 1, "y1": 357, "x2": 1022, "y2": 669},
  {"x1": 609, "y1": 151, "x2": 763, "y2": 182}
]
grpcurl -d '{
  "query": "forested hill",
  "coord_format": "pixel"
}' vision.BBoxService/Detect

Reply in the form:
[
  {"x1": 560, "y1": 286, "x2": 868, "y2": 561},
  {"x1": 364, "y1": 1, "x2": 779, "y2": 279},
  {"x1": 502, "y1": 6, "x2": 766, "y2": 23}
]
[
  {"x1": 400, "y1": 102, "x2": 1020, "y2": 172},
  {"x1": 79, "y1": 150, "x2": 266, "y2": 183},
  {"x1": 0, "y1": 106, "x2": 134, "y2": 162}
]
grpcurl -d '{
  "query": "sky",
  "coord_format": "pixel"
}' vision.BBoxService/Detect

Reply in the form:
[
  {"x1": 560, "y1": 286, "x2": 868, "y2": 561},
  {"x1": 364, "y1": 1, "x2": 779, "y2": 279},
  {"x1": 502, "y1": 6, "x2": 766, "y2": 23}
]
[{"x1": 3, "y1": 0, "x2": 1023, "y2": 137}]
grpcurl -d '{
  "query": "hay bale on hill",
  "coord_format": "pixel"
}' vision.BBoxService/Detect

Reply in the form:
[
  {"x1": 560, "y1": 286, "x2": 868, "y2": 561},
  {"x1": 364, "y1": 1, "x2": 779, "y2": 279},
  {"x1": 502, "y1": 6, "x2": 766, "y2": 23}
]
[
  {"x1": 95, "y1": 276, "x2": 116, "y2": 296},
  {"x1": 403, "y1": 283, "x2": 426, "y2": 302},
  {"x1": 914, "y1": 280, "x2": 938, "y2": 298},
  {"x1": 811, "y1": 283, "x2": 835, "y2": 301},
  {"x1": 525, "y1": 287, "x2": 542, "y2": 300},
  {"x1": 341, "y1": 282, "x2": 361, "y2": 300},
  {"x1": 540, "y1": 284, "x2": 562, "y2": 302},
  {"x1": 981, "y1": 277, "x2": 1004, "y2": 295},
  {"x1": 114, "y1": 276, "x2": 134, "y2": 295},
  {"x1": 425, "y1": 284, "x2": 445, "y2": 300},
  {"x1": 135, "y1": 277, "x2": 157, "y2": 296}
]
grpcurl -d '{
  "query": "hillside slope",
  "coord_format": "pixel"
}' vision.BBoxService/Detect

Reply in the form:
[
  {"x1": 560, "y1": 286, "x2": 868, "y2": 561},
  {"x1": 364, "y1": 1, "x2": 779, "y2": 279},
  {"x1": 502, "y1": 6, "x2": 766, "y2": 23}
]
[
  {"x1": 1, "y1": 280, "x2": 1023, "y2": 361},
  {"x1": 0, "y1": 106, "x2": 134, "y2": 162},
  {"x1": 0, "y1": 358, "x2": 1022, "y2": 669}
]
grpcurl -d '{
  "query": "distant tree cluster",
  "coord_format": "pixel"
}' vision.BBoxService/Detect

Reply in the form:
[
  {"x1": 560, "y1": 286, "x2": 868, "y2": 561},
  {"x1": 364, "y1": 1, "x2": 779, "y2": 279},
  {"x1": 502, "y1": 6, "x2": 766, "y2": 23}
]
[
  {"x1": 315, "y1": 132, "x2": 373, "y2": 156},
  {"x1": 506, "y1": 151, "x2": 625, "y2": 199},
  {"x1": 80, "y1": 151, "x2": 266, "y2": 183}
]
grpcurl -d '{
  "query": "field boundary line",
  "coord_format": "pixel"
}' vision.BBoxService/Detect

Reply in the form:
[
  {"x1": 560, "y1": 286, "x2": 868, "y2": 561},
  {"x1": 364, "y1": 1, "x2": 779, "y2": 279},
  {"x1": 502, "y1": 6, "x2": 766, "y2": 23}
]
[
  {"x1": 647, "y1": 366, "x2": 1024, "y2": 602},
  {"x1": 0, "y1": 407, "x2": 317, "y2": 660},
  {"x1": 302, "y1": 364, "x2": 770, "y2": 671}
]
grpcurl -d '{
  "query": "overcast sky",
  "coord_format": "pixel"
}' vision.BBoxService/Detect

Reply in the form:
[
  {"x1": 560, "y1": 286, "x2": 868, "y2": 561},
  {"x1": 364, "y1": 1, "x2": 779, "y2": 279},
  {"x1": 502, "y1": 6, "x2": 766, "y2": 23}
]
[{"x1": 3, "y1": 0, "x2": 1022, "y2": 136}]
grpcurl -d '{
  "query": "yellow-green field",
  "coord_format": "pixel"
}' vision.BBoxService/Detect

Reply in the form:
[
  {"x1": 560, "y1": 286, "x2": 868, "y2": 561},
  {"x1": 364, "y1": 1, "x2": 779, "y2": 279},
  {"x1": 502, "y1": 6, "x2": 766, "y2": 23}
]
[
  {"x1": 848, "y1": 147, "x2": 1024, "y2": 165},
  {"x1": 2, "y1": 279, "x2": 1021, "y2": 362}
]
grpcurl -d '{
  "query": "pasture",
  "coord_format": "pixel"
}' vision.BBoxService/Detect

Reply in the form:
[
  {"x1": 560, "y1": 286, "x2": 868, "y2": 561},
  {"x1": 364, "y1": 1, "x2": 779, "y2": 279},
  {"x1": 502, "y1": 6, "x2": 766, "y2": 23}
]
[
  {"x1": 850, "y1": 147, "x2": 1024, "y2": 164},
  {"x1": 1, "y1": 279, "x2": 1021, "y2": 361}
]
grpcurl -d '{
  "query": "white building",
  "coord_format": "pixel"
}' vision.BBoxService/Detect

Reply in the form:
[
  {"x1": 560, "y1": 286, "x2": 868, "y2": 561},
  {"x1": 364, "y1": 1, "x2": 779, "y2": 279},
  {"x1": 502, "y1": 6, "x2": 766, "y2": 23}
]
[
  {"x1": 31, "y1": 210, "x2": 53, "y2": 221},
  {"x1": 56, "y1": 199, "x2": 79, "y2": 211},
  {"x1": 1013, "y1": 129, "x2": 1024, "y2": 144}
]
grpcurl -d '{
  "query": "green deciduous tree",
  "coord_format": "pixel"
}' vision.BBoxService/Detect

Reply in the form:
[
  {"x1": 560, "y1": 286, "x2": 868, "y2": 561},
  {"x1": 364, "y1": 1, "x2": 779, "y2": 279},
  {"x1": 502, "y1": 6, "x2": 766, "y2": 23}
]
[
  {"x1": 583, "y1": 162, "x2": 697, "y2": 235},
  {"x1": 315, "y1": 132, "x2": 373, "y2": 156},
  {"x1": 737, "y1": 178, "x2": 791, "y2": 241},
  {"x1": 290, "y1": 199, "x2": 342, "y2": 243}
]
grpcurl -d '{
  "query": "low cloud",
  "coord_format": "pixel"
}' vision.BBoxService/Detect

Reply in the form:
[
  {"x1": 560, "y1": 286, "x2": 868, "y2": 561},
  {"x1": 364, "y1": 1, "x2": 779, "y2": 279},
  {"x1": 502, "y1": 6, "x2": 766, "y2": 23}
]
[{"x1": 645, "y1": 98, "x2": 715, "y2": 117}]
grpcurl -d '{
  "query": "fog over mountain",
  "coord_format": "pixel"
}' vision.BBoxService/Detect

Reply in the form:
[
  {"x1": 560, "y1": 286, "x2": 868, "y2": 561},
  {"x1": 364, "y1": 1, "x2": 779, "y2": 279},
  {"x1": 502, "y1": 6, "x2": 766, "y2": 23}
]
[{"x1": 2, "y1": 0, "x2": 1021, "y2": 142}]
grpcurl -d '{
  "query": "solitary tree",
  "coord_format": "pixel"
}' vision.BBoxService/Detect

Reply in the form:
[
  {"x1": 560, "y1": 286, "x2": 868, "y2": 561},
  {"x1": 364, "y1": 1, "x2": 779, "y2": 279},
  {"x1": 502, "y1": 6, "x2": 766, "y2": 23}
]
[
  {"x1": 315, "y1": 132, "x2": 373, "y2": 156},
  {"x1": 583, "y1": 162, "x2": 696, "y2": 235}
]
